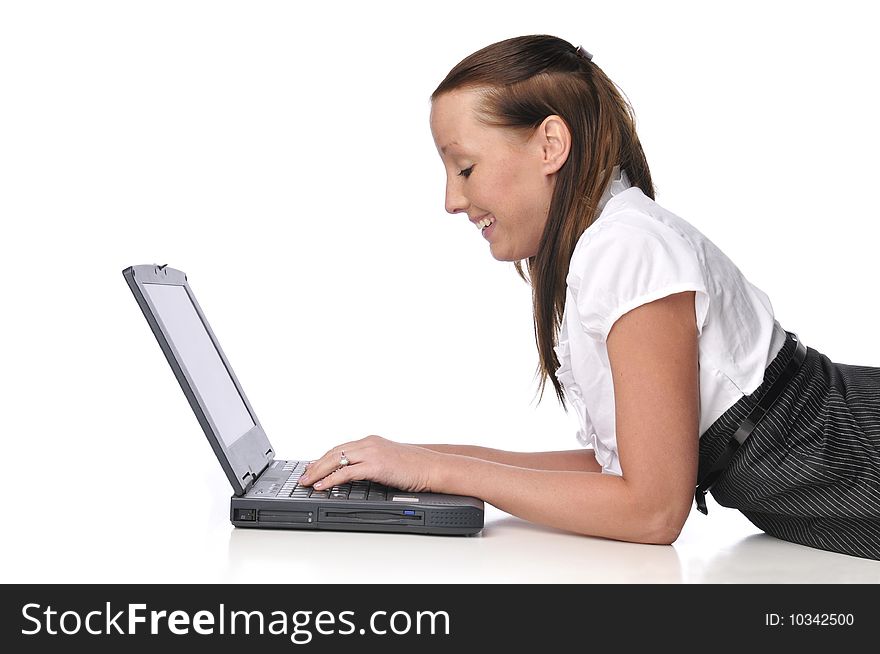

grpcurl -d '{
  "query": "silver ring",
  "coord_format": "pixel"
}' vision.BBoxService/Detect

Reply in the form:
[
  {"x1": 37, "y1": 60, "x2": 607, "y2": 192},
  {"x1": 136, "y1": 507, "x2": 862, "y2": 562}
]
[{"x1": 339, "y1": 451, "x2": 350, "y2": 467}]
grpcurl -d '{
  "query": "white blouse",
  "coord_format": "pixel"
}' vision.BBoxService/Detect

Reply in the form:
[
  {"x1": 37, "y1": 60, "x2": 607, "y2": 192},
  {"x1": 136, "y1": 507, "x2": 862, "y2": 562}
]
[{"x1": 554, "y1": 172, "x2": 786, "y2": 475}]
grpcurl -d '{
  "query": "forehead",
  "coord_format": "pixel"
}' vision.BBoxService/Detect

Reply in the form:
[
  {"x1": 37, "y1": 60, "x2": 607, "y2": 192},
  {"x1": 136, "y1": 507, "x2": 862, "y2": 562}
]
[{"x1": 430, "y1": 88, "x2": 491, "y2": 154}]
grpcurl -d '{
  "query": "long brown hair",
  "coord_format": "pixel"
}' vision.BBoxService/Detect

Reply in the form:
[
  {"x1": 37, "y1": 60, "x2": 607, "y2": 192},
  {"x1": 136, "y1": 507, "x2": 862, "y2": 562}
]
[{"x1": 432, "y1": 35, "x2": 654, "y2": 405}]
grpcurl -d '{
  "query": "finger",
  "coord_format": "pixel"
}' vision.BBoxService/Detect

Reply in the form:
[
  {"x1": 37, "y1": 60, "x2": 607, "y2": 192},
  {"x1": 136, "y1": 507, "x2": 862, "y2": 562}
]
[
  {"x1": 300, "y1": 445, "x2": 360, "y2": 487},
  {"x1": 306, "y1": 450, "x2": 339, "y2": 478},
  {"x1": 319, "y1": 439, "x2": 365, "y2": 467},
  {"x1": 313, "y1": 461, "x2": 364, "y2": 490},
  {"x1": 312, "y1": 467, "x2": 344, "y2": 490}
]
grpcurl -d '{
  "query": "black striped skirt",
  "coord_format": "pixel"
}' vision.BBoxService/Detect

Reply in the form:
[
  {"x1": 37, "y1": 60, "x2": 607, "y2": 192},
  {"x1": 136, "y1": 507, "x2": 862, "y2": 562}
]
[{"x1": 698, "y1": 331, "x2": 880, "y2": 560}]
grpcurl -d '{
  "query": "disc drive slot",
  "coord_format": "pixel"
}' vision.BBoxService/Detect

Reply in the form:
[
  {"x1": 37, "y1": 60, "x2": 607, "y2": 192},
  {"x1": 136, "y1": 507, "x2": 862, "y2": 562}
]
[{"x1": 318, "y1": 508, "x2": 425, "y2": 525}]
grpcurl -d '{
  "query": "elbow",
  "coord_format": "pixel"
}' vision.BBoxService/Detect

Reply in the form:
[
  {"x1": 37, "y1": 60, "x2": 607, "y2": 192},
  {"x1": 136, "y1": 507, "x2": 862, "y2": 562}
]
[
  {"x1": 635, "y1": 501, "x2": 690, "y2": 546},
  {"x1": 642, "y1": 517, "x2": 683, "y2": 546}
]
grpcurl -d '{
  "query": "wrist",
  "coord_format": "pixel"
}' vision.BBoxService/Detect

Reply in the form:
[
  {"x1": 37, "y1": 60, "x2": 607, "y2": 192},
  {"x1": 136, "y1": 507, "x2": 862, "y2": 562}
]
[{"x1": 428, "y1": 451, "x2": 481, "y2": 496}]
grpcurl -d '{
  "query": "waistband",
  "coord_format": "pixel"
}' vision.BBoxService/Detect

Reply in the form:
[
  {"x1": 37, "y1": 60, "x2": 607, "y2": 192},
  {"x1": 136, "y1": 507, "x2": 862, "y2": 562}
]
[
  {"x1": 695, "y1": 331, "x2": 807, "y2": 514},
  {"x1": 745, "y1": 331, "x2": 806, "y2": 408}
]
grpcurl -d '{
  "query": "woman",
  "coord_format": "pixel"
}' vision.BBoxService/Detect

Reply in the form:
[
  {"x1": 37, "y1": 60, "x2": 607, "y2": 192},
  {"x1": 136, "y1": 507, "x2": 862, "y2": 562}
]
[{"x1": 299, "y1": 35, "x2": 880, "y2": 559}]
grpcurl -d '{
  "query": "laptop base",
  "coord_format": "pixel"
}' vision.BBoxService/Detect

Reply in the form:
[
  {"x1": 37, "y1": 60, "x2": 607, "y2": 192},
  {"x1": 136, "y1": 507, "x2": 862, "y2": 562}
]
[{"x1": 230, "y1": 496, "x2": 483, "y2": 536}]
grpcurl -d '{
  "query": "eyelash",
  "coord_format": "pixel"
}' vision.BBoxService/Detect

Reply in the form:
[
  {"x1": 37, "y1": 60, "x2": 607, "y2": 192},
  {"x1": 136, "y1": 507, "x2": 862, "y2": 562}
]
[{"x1": 458, "y1": 166, "x2": 474, "y2": 179}]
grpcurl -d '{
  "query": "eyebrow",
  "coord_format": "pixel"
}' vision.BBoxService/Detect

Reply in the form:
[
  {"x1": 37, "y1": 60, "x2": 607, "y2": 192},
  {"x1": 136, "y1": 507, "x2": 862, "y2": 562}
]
[{"x1": 440, "y1": 140, "x2": 460, "y2": 155}]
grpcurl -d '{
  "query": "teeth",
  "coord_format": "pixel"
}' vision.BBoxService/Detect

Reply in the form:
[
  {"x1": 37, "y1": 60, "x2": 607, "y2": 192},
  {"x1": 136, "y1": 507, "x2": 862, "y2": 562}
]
[{"x1": 476, "y1": 217, "x2": 494, "y2": 230}]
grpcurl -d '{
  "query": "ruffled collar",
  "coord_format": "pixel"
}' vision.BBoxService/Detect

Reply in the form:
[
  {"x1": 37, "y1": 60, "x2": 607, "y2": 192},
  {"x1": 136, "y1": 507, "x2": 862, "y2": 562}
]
[
  {"x1": 596, "y1": 166, "x2": 631, "y2": 217},
  {"x1": 555, "y1": 166, "x2": 631, "y2": 409}
]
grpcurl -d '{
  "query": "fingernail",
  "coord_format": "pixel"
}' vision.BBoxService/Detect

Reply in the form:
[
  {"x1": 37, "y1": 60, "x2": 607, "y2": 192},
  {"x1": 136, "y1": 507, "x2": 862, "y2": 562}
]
[{"x1": 314, "y1": 481, "x2": 323, "y2": 489}]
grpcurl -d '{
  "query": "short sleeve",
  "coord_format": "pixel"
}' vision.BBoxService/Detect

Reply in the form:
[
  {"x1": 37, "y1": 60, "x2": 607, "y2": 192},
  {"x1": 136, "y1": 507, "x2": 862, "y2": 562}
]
[{"x1": 569, "y1": 218, "x2": 710, "y2": 342}]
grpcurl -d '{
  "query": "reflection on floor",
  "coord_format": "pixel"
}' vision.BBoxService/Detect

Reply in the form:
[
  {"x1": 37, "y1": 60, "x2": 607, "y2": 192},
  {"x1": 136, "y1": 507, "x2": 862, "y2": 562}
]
[{"x1": 223, "y1": 501, "x2": 880, "y2": 584}]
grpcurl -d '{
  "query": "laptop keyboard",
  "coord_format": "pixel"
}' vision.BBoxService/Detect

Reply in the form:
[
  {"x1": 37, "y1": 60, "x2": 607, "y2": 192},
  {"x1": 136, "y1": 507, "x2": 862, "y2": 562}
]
[{"x1": 276, "y1": 460, "x2": 397, "y2": 501}]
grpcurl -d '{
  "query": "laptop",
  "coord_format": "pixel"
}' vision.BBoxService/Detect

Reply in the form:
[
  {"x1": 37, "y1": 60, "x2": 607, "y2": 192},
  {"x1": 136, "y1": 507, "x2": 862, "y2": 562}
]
[{"x1": 123, "y1": 264, "x2": 484, "y2": 536}]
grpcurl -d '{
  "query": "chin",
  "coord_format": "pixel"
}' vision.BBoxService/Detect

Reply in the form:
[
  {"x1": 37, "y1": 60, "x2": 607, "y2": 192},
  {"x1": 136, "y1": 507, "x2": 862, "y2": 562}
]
[
  {"x1": 489, "y1": 243, "x2": 533, "y2": 262},
  {"x1": 489, "y1": 248, "x2": 516, "y2": 262}
]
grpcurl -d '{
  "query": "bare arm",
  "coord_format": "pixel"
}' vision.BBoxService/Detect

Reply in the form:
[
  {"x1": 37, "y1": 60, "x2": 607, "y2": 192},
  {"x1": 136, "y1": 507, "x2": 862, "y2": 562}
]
[
  {"x1": 414, "y1": 445, "x2": 602, "y2": 473},
  {"x1": 433, "y1": 291, "x2": 700, "y2": 544},
  {"x1": 303, "y1": 291, "x2": 700, "y2": 545}
]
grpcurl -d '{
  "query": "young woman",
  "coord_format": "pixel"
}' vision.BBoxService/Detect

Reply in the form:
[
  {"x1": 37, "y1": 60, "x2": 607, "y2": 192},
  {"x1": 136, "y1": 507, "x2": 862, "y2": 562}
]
[{"x1": 299, "y1": 35, "x2": 880, "y2": 560}]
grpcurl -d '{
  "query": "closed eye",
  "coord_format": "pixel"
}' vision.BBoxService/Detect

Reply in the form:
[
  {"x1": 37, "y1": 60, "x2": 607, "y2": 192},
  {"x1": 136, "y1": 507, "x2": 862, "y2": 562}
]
[{"x1": 458, "y1": 166, "x2": 474, "y2": 179}]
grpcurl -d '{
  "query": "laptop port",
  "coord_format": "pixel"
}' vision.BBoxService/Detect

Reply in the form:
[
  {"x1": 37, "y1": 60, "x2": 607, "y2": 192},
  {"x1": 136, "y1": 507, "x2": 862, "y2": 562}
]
[{"x1": 234, "y1": 509, "x2": 256, "y2": 521}]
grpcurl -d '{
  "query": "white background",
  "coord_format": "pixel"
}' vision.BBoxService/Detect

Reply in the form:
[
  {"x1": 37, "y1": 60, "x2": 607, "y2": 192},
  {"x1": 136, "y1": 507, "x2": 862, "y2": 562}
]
[{"x1": 1, "y1": 1, "x2": 879, "y2": 583}]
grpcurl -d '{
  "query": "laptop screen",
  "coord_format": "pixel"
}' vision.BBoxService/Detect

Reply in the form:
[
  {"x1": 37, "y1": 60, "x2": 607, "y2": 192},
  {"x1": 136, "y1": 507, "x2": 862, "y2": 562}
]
[{"x1": 142, "y1": 282, "x2": 255, "y2": 448}]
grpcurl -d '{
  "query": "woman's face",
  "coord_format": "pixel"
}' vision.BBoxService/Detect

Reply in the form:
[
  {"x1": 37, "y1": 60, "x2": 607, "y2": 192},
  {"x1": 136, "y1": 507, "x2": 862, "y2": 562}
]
[{"x1": 430, "y1": 89, "x2": 559, "y2": 262}]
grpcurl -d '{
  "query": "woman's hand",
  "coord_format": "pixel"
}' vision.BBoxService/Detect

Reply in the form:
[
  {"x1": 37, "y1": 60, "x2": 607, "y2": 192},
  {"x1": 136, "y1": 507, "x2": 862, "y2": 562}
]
[{"x1": 298, "y1": 435, "x2": 441, "y2": 493}]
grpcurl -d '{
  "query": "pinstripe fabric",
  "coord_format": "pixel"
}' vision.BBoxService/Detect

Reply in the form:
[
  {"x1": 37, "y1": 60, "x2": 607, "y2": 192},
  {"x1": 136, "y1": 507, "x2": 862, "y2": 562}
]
[{"x1": 698, "y1": 332, "x2": 880, "y2": 560}]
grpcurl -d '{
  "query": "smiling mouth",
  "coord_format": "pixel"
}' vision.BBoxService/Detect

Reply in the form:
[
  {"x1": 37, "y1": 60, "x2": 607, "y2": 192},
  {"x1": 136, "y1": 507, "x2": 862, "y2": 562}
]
[{"x1": 475, "y1": 216, "x2": 495, "y2": 232}]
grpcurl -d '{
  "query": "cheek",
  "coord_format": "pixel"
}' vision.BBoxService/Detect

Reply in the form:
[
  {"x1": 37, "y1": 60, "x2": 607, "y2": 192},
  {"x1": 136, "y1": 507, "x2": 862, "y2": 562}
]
[
  {"x1": 503, "y1": 158, "x2": 549, "y2": 212},
  {"x1": 477, "y1": 152, "x2": 549, "y2": 223},
  {"x1": 505, "y1": 179, "x2": 551, "y2": 227}
]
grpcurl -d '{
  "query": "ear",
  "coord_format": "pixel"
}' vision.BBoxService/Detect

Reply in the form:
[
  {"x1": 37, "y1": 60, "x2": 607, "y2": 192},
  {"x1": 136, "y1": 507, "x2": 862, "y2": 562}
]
[{"x1": 537, "y1": 115, "x2": 571, "y2": 175}]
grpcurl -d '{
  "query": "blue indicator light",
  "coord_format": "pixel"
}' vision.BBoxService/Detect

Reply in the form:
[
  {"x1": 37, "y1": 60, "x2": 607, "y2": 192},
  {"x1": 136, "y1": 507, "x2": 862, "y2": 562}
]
[{"x1": 403, "y1": 510, "x2": 416, "y2": 515}]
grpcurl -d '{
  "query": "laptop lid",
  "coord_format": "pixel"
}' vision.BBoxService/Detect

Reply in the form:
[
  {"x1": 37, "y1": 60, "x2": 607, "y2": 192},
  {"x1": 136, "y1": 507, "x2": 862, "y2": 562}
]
[{"x1": 123, "y1": 264, "x2": 274, "y2": 495}]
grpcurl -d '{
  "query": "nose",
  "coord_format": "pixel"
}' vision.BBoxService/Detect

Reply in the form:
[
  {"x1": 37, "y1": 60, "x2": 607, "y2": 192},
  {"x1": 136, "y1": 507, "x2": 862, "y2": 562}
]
[{"x1": 444, "y1": 177, "x2": 468, "y2": 215}]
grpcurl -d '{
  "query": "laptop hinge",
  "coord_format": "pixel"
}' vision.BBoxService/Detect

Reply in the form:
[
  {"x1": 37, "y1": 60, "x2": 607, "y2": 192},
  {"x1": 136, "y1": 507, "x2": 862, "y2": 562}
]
[
  {"x1": 240, "y1": 454, "x2": 274, "y2": 494},
  {"x1": 240, "y1": 468, "x2": 257, "y2": 494},
  {"x1": 255, "y1": 450, "x2": 273, "y2": 481}
]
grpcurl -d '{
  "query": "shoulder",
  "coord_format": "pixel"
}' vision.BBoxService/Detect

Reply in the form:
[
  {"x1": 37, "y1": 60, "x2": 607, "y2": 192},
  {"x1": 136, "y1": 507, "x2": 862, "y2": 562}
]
[
  {"x1": 566, "y1": 189, "x2": 710, "y2": 341},
  {"x1": 568, "y1": 188, "x2": 697, "y2": 284}
]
